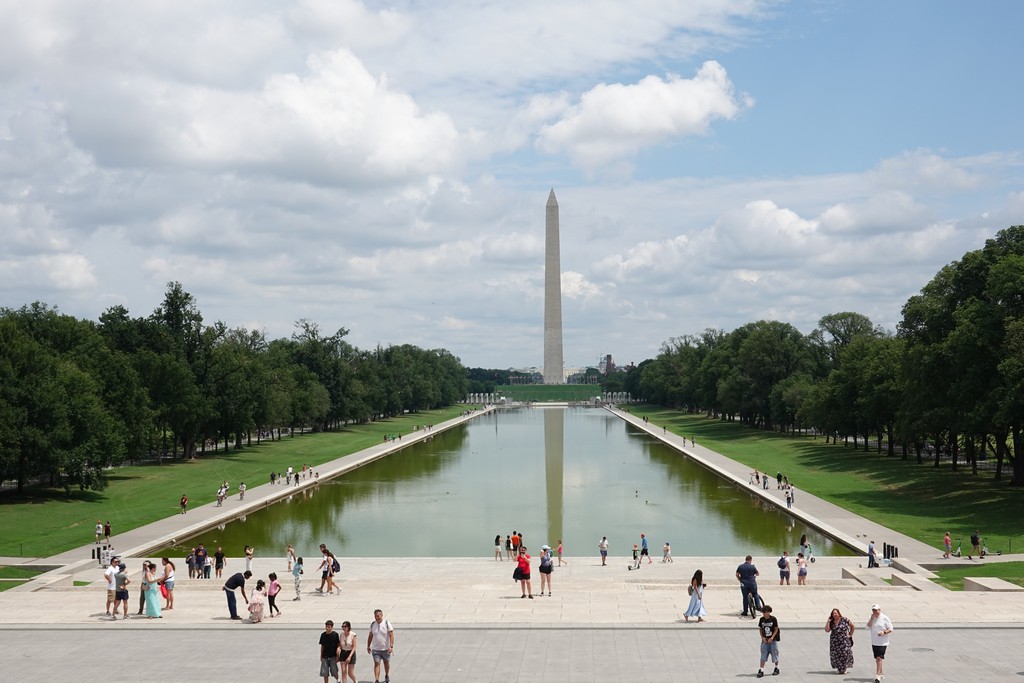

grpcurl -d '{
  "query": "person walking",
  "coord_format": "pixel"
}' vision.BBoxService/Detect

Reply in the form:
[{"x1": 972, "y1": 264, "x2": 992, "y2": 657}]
[
  {"x1": 538, "y1": 544, "x2": 553, "y2": 596},
  {"x1": 267, "y1": 572, "x2": 282, "y2": 617},
  {"x1": 103, "y1": 521, "x2": 112, "y2": 545},
  {"x1": 683, "y1": 569, "x2": 707, "y2": 623},
  {"x1": 515, "y1": 546, "x2": 533, "y2": 598},
  {"x1": 943, "y1": 531, "x2": 952, "y2": 559},
  {"x1": 598, "y1": 536, "x2": 609, "y2": 566},
  {"x1": 557, "y1": 539, "x2": 565, "y2": 566},
  {"x1": 867, "y1": 540, "x2": 878, "y2": 568},
  {"x1": 238, "y1": 481, "x2": 246, "y2": 500},
  {"x1": 969, "y1": 529, "x2": 981, "y2": 560},
  {"x1": 214, "y1": 546, "x2": 226, "y2": 579},
  {"x1": 825, "y1": 607, "x2": 855, "y2": 674},
  {"x1": 640, "y1": 533, "x2": 652, "y2": 564},
  {"x1": 756, "y1": 605, "x2": 780, "y2": 677},
  {"x1": 367, "y1": 609, "x2": 395, "y2": 683},
  {"x1": 867, "y1": 604, "x2": 893, "y2": 683},
  {"x1": 179, "y1": 494, "x2": 188, "y2": 514},
  {"x1": 505, "y1": 535, "x2": 513, "y2": 560},
  {"x1": 319, "y1": 620, "x2": 341, "y2": 683},
  {"x1": 663, "y1": 542, "x2": 673, "y2": 563},
  {"x1": 292, "y1": 556, "x2": 304, "y2": 601},
  {"x1": 222, "y1": 569, "x2": 252, "y2": 620},
  {"x1": 339, "y1": 621, "x2": 357, "y2": 683}
]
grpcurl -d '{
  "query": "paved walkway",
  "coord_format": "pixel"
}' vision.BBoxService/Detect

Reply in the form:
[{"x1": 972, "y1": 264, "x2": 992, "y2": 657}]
[{"x1": 1, "y1": 404, "x2": 1023, "y2": 681}]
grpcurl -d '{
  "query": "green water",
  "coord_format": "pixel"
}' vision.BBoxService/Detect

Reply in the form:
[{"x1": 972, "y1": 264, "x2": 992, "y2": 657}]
[{"x1": 159, "y1": 408, "x2": 851, "y2": 559}]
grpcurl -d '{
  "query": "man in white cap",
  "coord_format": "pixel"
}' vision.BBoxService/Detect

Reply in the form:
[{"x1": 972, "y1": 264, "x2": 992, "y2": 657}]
[{"x1": 866, "y1": 603, "x2": 894, "y2": 683}]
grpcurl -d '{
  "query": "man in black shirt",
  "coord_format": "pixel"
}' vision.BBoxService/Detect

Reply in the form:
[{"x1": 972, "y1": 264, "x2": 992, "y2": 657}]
[
  {"x1": 319, "y1": 620, "x2": 341, "y2": 683},
  {"x1": 223, "y1": 570, "x2": 251, "y2": 620},
  {"x1": 736, "y1": 555, "x2": 762, "y2": 616}
]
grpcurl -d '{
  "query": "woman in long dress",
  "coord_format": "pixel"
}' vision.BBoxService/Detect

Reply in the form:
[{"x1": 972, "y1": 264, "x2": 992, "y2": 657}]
[
  {"x1": 142, "y1": 562, "x2": 162, "y2": 618},
  {"x1": 825, "y1": 607, "x2": 855, "y2": 674},
  {"x1": 683, "y1": 569, "x2": 707, "y2": 622},
  {"x1": 248, "y1": 579, "x2": 266, "y2": 623}
]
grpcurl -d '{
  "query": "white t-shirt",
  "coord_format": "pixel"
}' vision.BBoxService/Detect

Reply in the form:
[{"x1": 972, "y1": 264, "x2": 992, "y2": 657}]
[
  {"x1": 368, "y1": 619, "x2": 394, "y2": 650},
  {"x1": 868, "y1": 613, "x2": 893, "y2": 646},
  {"x1": 104, "y1": 565, "x2": 118, "y2": 590}
]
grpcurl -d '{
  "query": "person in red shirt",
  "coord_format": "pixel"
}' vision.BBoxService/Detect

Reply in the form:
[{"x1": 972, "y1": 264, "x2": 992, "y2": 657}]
[{"x1": 515, "y1": 546, "x2": 533, "y2": 599}]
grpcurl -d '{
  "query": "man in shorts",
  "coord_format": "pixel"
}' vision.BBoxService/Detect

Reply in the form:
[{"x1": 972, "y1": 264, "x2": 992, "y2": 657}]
[
  {"x1": 640, "y1": 533, "x2": 652, "y2": 564},
  {"x1": 778, "y1": 551, "x2": 791, "y2": 585},
  {"x1": 367, "y1": 608, "x2": 395, "y2": 683},
  {"x1": 319, "y1": 619, "x2": 341, "y2": 683},
  {"x1": 867, "y1": 603, "x2": 893, "y2": 683},
  {"x1": 103, "y1": 556, "x2": 118, "y2": 616},
  {"x1": 756, "y1": 604, "x2": 780, "y2": 677},
  {"x1": 969, "y1": 530, "x2": 981, "y2": 560},
  {"x1": 112, "y1": 563, "x2": 130, "y2": 620},
  {"x1": 598, "y1": 536, "x2": 609, "y2": 566}
]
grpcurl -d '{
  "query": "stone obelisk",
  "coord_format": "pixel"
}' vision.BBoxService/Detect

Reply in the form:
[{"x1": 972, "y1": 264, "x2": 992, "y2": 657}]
[{"x1": 544, "y1": 189, "x2": 564, "y2": 384}]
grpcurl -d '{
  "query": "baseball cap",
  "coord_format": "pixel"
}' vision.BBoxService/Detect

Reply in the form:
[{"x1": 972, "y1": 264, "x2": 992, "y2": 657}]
[
  {"x1": 541, "y1": 545, "x2": 551, "y2": 550},
  {"x1": 871, "y1": 604, "x2": 880, "y2": 610}
]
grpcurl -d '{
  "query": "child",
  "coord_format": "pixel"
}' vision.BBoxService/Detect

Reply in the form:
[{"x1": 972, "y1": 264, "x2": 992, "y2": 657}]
[
  {"x1": 629, "y1": 544, "x2": 641, "y2": 570},
  {"x1": 756, "y1": 604, "x2": 780, "y2": 677},
  {"x1": 292, "y1": 557, "x2": 303, "y2": 601},
  {"x1": 248, "y1": 579, "x2": 266, "y2": 623},
  {"x1": 663, "y1": 542, "x2": 673, "y2": 563},
  {"x1": 267, "y1": 572, "x2": 282, "y2": 617}
]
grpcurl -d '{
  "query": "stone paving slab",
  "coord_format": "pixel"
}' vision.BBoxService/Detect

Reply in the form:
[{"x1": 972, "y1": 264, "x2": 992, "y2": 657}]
[{"x1": 0, "y1": 625, "x2": 1021, "y2": 682}]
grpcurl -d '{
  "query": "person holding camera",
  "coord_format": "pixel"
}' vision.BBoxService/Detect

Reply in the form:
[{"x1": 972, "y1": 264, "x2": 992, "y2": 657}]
[{"x1": 683, "y1": 569, "x2": 707, "y2": 622}]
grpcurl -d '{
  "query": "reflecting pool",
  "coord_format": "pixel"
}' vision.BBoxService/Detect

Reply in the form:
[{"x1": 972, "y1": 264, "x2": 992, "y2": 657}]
[{"x1": 159, "y1": 408, "x2": 852, "y2": 558}]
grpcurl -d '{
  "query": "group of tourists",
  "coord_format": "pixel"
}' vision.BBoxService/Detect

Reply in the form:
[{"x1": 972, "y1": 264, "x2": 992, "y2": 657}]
[
  {"x1": 269, "y1": 465, "x2": 317, "y2": 486},
  {"x1": 318, "y1": 610, "x2": 395, "y2": 683}
]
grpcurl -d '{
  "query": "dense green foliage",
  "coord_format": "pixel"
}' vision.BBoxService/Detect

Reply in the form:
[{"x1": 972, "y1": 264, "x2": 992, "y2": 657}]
[
  {"x1": 0, "y1": 283, "x2": 467, "y2": 494},
  {"x1": 0, "y1": 405, "x2": 471, "y2": 556},
  {"x1": 631, "y1": 226, "x2": 1024, "y2": 486}
]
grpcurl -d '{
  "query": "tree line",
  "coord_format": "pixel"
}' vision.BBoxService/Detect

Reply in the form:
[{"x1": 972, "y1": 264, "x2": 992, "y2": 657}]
[
  {"x1": 0, "y1": 282, "x2": 467, "y2": 493},
  {"x1": 623, "y1": 225, "x2": 1024, "y2": 487}
]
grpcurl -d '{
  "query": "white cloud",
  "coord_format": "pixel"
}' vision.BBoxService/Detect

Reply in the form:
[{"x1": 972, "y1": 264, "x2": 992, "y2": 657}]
[{"x1": 536, "y1": 61, "x2": 747, "y2": 171}]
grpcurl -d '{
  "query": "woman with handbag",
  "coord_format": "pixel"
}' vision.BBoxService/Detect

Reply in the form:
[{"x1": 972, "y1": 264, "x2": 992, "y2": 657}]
[
  {"x1": 825, "y1": 607, "x2": 855, "y2": 674},
  {"x1": 158, "y1": 558, "x2": 175, "y2": 609},
  {"x1": 683, "y1": 569, "x2": 707, "y2": 622}
]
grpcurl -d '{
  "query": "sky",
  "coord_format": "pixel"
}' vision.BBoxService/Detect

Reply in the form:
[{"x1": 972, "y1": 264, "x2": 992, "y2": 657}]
[{"x1": 2, "y1": 0, "x2": 1022, "y2": 371}]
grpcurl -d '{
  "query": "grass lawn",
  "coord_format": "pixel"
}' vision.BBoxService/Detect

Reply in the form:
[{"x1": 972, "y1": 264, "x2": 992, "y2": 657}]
[
  {"x1": 932, "y1": 561, "x2": 1024, "y2": 590},
  {"x1": 0, "y1": 406, "x2": 473, "y2": 557},
  {"x1": 0, "y1": 581, "x2": 30, "y2": 592},
  {"x1": 630, "y1": 407, "x2": 1024, "y2": 554},
  {"x1": 0, "y1": 566, "x2": 43, "y2": 579}
]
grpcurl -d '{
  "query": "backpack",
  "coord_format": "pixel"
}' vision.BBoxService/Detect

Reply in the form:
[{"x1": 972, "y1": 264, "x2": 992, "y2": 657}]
[
  {"x1": 331, "y1": 557, "x2": 341, "y2": 573},
  {"x1": 777, "y1": 556, "x2": 787, "y2": 569}
]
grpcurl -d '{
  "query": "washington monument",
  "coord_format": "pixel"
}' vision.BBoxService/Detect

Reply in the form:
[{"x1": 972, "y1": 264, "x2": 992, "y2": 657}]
[{"x1": 544, "y1": 189, "x2": 564, "y2": 384}]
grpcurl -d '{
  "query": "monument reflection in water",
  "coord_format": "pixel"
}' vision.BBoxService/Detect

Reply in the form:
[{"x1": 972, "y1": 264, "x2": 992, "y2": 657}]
[{"x1": 160, "y1": 408, "x2": 851, "y2": 558}]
